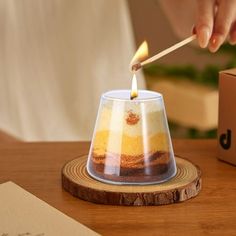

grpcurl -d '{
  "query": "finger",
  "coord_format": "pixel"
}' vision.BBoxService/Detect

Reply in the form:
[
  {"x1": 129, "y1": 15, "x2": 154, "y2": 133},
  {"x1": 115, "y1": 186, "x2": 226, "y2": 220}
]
[
  {"x1": 196, "y1": 0, "x2": 215, "y2": 48},
  {"x1": 229, "y1": 21, "x2": 236, "y2": 45},
  {"x1": 209, "y1": 0, "x2": 236, "y2": 52}
]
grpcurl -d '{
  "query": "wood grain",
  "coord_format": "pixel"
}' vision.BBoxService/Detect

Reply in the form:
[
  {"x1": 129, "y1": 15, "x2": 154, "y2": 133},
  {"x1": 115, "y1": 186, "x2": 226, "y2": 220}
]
[
  {"x1": 62, "y1": 156, "x2": 201, "y2": 206},
  {"x1": 1, "y1": 140, "x2": 236, "y2": 236}
]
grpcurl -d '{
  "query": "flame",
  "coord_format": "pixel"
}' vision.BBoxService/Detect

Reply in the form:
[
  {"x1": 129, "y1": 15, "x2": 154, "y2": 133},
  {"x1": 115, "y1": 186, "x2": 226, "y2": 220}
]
[
  {"x1": 130, "y1": 74, "x2": 138, "y2": 99},
  {"x1": 130, "y1": 41, "x2": 149, "y2": 66}
]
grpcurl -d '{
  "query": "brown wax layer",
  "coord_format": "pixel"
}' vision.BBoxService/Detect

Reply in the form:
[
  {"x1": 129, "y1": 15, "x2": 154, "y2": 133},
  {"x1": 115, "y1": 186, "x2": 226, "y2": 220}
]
[
  {"x1": 92, "y1": 150, "x2": 170, "y2": 169},
  {"x1": 88, "y1": 151, "x2": 175, "y2": 183}
]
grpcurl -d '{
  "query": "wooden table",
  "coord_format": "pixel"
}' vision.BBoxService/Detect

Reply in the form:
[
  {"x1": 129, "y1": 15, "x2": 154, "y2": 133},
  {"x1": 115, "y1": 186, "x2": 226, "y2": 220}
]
[{"x1": 0, "y1": 139, "x2": 236, "y2": 236}]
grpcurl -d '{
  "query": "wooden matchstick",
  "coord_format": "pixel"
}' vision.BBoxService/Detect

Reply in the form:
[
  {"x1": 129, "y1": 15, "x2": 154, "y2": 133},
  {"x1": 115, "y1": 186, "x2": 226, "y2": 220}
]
[{"x1": 132, "y1": 34, "x2": 196, "y2": 71}]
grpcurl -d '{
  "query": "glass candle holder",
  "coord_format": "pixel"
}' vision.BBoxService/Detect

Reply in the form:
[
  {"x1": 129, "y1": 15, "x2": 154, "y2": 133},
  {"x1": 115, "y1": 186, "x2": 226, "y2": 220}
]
[{"x1": 86, "y1": 90, "x2": 176, "y2": 185}]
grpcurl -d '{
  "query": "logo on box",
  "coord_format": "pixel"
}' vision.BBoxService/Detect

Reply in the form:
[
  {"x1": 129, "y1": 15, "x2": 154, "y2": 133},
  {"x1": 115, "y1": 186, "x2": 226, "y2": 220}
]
[{"x1": 219, "y1": 129, "x2": 231, "y2": 150}]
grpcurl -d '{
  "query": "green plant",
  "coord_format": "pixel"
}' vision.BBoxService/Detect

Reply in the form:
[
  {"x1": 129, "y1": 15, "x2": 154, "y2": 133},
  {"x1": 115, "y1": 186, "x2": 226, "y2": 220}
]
[{"x1": 144, "y1": 43, "x2": 236, "y2": 88}]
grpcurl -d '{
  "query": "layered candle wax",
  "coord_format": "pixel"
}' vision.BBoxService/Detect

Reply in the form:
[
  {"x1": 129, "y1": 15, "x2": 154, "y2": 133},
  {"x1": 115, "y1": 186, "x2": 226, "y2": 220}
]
[{"x1": 86, "y1": 89, "x2": 176, "y2": 185}]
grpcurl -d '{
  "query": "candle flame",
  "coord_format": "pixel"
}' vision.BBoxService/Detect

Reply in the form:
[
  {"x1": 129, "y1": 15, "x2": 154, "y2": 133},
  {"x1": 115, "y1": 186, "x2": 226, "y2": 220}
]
[
  {"x1": 130, "y1": 41, "x2": 149, "y2": 70},
  {"x1": 130, "y1": 74, "x2": 138, "y2": 100}
]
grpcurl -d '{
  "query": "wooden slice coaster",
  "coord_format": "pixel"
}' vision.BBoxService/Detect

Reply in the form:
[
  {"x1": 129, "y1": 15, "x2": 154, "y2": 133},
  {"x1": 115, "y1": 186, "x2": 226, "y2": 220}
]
[{"x1": 62, "y1": 155, "x2": 201, "y2": 206}]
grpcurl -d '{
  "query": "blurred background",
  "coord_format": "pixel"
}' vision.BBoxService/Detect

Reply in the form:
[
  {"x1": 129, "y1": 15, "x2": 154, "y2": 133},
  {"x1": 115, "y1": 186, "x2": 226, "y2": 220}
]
[
  {"x1": 129, "y1": 0, "x2": 235, "y2": 139},
  {"x1": 0, "y1": 0, "x2": 235, "y2": 142}
]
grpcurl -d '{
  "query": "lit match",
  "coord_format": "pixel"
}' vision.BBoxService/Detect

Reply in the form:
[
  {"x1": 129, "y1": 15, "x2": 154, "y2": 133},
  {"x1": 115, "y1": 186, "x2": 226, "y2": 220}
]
[
  {"x1": 131, "y1": 34, "x2": 196, "y2": 72},
  {"x1": 129, "y1": 41, "x2": 149, "y2": 99}
]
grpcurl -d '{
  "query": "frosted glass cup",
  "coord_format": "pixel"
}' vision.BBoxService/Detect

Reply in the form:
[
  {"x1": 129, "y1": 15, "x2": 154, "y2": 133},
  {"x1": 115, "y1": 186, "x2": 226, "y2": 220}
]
[{"x1": 87, "y1": 90, "x2": 177, "y2": 185}]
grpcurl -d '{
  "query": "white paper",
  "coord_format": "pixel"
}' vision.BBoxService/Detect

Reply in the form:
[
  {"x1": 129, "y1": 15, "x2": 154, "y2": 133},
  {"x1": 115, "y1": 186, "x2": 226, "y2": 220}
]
[{"x1": 0, "y1": 182, "x2": 100, "y2": 236}]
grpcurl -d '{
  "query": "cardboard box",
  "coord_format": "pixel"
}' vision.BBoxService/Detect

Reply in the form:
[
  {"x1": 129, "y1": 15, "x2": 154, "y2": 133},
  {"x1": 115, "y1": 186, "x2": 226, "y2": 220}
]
[{"x1": 218, "y1": 68, "x2": 236, "y2": 165}]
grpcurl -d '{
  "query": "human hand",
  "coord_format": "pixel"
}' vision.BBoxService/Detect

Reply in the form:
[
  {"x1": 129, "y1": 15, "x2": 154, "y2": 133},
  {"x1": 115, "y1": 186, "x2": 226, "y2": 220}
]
[{"x1": 195, "y1": 0, "x2": 236, "y2": 52}]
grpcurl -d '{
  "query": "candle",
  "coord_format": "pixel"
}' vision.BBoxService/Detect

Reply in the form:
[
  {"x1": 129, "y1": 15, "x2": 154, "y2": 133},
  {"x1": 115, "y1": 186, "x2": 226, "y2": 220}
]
[
  {"x1": 87, "y1": 89, "x2": 177, "y2": 185},
  {"x1": 86, "y1": 39, "x2": 177, "y2": 185}
]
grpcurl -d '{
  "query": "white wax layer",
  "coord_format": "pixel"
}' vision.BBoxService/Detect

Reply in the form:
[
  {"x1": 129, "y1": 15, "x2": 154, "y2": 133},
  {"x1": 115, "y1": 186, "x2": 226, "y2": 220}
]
[{"x1": 102, "y1": 90, "x2": 162, "y2": 101}]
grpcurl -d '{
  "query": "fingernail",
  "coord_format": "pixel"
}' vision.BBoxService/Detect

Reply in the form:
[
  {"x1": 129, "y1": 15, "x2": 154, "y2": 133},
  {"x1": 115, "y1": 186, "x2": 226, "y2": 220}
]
[
  {"x1": 209, "y1": 35, "x2": 223, "y2": 52},
  {"x1": 199, "y1": 27, "x2": 210, "y2": 48},
  {"x1": 229, "y1": 32, "x2": 236, "y2": 45},
  {"x1": 229, "y1": 39, "x2": 236, "y2": 45}
]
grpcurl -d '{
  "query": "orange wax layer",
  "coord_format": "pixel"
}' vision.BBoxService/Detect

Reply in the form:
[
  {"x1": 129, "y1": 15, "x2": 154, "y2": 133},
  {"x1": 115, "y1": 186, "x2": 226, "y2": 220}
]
[{"x1": 92, "y1": 130, "x2": 170, "y2": 156}]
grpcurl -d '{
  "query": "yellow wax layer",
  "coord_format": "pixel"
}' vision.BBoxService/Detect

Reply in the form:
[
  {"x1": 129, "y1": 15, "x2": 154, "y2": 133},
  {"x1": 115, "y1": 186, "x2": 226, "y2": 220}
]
[{"x1": 92, "y1": 130, "x2": 170, "y2": 156}]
